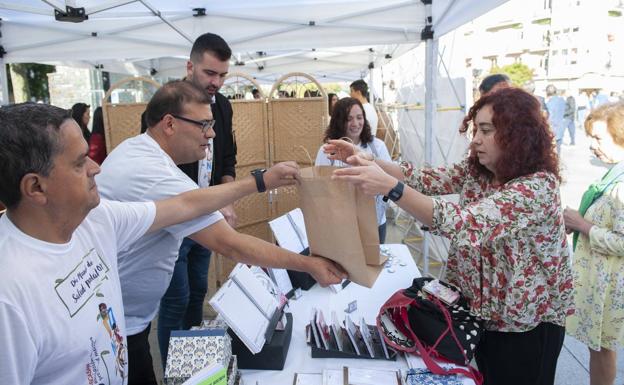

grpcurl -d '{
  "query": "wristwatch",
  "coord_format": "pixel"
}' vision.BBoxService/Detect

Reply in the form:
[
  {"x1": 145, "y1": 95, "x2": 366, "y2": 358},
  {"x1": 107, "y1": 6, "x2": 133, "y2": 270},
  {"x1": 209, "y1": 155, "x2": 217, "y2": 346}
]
[
  {"x1": 383, "y1": 180, "x2": 404, "y2": 202},
  {"x1": 251, "y1": 168, "x2": 267, "y2": 193}
]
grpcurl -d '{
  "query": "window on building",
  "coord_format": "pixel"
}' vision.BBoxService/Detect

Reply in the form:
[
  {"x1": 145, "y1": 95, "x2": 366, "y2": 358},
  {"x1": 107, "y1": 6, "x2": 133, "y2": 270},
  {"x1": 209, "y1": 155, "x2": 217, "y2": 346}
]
[
  {"x1": 552, "y1": 50, "x2": 558, "y2": 55},
  {"x1": 572, "y1": 48, "x2": 578, "y2": 54},
  {"x1": 562, "y1": 49, "x2": 568, "y2": 55},
  {"x1": 573, "y1": 27, "x2": 579, "y2": 32},
  {"x1": 571, "y1": 60, "x2": 577, "y2": 64}
]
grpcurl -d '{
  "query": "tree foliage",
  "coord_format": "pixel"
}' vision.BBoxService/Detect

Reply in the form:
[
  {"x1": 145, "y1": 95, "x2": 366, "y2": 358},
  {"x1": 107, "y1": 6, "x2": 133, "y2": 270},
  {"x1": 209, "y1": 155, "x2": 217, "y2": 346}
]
[
  {"x1": 490, "y1": 63, "x2": 534, "y2": 87},
  {"x1": 8, "y1": 63, "x2": 55, "y2": 103}
]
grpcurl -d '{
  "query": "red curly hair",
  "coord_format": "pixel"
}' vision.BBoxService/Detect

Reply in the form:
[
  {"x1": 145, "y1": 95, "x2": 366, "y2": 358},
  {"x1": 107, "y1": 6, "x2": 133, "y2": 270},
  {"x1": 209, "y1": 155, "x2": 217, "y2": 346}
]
[{"x1": 460, "y1": 87, "x2": 560, "y2": 183}]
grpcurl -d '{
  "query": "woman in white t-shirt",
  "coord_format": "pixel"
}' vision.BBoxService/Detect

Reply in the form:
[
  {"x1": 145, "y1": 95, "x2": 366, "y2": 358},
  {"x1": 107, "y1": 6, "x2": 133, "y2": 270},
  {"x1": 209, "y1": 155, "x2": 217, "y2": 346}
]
[{"x1": 315, "y1": 97, "x2": 392, "y2": 242}]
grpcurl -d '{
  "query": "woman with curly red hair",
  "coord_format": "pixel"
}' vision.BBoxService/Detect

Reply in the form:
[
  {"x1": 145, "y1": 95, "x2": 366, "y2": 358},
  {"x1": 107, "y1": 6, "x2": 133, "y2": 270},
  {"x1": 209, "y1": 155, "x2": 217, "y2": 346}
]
[{"x1": 324, "y1": 87, "x2": 574, "y2": 385}]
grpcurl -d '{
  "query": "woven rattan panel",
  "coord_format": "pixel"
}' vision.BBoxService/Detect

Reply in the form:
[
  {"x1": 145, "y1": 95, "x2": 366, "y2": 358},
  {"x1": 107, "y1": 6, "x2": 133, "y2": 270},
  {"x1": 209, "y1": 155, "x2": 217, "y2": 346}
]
[
  {"x1": 268, "y1": 98, "x2": 326, "y2": 217},
  {"x1": 233, "y1": 165, "x2": 272, "y2": 228},
  {"x1": 230, "y1": 99, "x2": 271, "y2": 229},
  {"x1": 231, "y1": 100, "x2": 269, "y2": 167},
  {"x1": 103, "y1": 103, "x2": 146, "y2": 153},
  {"x1": 268, "y1": 98, "x2": 327, "y2": 165},
  {"x1": 214, "y1": 222, "x2": 273, "y2": 286}
]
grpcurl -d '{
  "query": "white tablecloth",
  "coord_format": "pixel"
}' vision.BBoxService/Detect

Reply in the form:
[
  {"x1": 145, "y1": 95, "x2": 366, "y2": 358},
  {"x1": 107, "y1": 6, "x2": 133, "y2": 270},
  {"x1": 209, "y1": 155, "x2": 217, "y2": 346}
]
[{"x1": 240, "y1": 244, "x2": 477, "y2": 385}]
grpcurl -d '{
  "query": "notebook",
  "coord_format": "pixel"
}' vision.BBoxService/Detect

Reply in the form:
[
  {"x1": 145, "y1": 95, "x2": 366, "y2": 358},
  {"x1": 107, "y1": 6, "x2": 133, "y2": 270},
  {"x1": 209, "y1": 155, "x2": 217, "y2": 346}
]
[{"x1": 210, "y1": 263, "x2": 282, "y2": 354}]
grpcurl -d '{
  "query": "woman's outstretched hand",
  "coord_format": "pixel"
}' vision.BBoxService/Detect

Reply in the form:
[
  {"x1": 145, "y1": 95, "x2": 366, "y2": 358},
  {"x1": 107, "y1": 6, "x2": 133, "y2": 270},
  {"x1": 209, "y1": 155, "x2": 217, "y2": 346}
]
[
  {"x1": 331, "y1": 155, "x2": 397, "y2": 196},
  {"x1": 323, "y1": 139, "x2": 372, "y2": 165}
]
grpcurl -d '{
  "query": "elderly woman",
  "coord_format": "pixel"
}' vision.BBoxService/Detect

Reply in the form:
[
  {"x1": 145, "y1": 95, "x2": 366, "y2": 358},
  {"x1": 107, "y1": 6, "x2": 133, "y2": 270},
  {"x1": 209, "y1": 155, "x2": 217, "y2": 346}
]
[
  {"x1": 564, "y1": 102, "x2": 624, "y2": 385},
  {"x1": 325, "y1": 87, "x2": 574, "y2": 385},
  {"x1": 315, "y1": 97, "x2": 392, "y2": 242}
]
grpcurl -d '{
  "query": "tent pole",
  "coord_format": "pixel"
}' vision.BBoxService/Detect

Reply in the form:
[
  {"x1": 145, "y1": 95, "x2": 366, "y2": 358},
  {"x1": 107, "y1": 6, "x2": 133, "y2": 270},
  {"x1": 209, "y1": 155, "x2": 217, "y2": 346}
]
[
  {"x1": 422, "y1": 0, "x2": 437, "y2": 277},
  {"x1": 369, "y1": 66, "x2": 375, "y2": 106},
  {"x1": 0, "y1": 59, "x2": 9, "y2": 105}
]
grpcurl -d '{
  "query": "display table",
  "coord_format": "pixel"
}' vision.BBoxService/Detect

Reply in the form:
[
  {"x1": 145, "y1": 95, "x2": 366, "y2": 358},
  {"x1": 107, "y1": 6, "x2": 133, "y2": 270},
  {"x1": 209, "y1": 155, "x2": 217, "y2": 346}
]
[{"x1": 240, "y1": 244, "x2": 475, "y2": 385}]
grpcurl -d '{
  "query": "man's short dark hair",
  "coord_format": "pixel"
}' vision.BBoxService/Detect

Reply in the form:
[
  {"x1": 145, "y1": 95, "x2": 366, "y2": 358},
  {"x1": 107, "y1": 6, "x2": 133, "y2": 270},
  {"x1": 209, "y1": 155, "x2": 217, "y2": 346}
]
[
  {"x1": 350, "y1": 79, "x2": 369, "y2": 97},
  {"x1": 479, "y1": 73, "x2": 510, "y2": 94},
  {"x1": 0, "y1": 103, "x2": 70, "y2": 209},
  {"x1": 190, "y1": 33, "x2": 232, "y2": 62},
  {"x1": 144, "y1": 80, "x2": 212, "y2": 128}
]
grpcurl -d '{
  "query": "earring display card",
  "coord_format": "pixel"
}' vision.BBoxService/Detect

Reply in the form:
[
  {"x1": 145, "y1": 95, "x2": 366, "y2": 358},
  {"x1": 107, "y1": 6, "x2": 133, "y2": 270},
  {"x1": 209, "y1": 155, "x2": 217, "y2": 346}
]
[
  {"x1": 359, "y1": 317, "x2": 375, "y2": 358},
  {"x1": 315, "y1": 309, "x2": 337, "y2": 351},
  {"x1": 330, "y1": 311, "x2": 345, "y2": 352},
  {"x1": 310, "y1": 308, "x2": 322, "y2": 349},
  {"x1": 345, "y1": 315, "x2": 367, "y2": 356},
  {"x1": 306, "y1": 314, "x2": 397, "y2": 361}
]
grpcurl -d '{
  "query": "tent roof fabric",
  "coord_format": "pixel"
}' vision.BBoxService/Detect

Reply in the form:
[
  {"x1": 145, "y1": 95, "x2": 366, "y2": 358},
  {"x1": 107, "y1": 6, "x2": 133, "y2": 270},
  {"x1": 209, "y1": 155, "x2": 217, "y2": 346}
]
[{"x1": 0, "y1": 0, "x2": 507, "y2": 80}]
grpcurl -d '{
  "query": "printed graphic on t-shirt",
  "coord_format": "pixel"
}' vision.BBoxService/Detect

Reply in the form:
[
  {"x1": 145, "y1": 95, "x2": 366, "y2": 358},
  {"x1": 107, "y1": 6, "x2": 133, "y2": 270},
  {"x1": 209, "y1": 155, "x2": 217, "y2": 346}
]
[
  {"x1": 54, "y1": 248, "x2": 126, "y2": 384},
  {"x1": 96, "y1": 303, "x2": 127, "y2": 380},
  {"x1": 54, "y1": 248, "x2": 111, "y2": 317}
]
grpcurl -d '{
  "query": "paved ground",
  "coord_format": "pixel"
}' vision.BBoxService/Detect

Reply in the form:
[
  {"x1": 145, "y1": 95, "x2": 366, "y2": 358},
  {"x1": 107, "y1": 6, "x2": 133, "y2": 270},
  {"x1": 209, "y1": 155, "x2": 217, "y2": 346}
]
[{"x1": 149, "y1": 126, "x2": 623, "y2": 384}]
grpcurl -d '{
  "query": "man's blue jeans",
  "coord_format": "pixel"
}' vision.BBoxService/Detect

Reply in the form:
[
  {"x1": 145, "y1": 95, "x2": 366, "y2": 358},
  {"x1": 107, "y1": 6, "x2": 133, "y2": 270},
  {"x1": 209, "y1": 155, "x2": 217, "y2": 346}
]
[{"x1": 157, "y1": 238, "x2": 211, "y2": 369}]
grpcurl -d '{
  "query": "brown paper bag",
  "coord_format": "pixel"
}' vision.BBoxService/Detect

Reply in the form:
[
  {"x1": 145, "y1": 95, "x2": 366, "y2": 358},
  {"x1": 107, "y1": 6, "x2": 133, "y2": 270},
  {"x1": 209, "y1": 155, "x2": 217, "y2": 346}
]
[{"x1": 298, "y1": 166, "x2": 387, "y2": 288}]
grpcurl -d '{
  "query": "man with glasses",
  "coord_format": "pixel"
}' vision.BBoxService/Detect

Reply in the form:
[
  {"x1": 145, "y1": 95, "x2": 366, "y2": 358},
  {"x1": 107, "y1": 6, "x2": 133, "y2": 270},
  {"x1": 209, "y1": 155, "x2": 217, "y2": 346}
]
[
  {"x1": 97, "y1": 80, "x2": 347, "y2": 385},
  {"x1": 156, "y1": 33, "x2": 239, "y2": 372}
]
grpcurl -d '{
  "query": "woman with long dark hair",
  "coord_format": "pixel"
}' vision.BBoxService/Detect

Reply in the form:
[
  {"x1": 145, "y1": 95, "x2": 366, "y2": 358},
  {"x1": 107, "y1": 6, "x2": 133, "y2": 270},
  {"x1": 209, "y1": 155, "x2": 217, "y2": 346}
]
[
  {"x1": 71, "y1": 102, "x2": 91, "y2": 141},
  {"x1": 315, "y1": 97, "x2": 392, "y2": 243},
  {"x1": 88, "y1": 106, "x2": 107, "y2": 164}
]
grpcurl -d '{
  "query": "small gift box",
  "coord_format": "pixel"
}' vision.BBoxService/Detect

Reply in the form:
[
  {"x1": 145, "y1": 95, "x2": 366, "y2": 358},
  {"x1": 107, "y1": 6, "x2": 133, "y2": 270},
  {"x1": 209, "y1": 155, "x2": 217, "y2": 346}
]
[{"x1": 164, "y1": 328, "x2": 232, "y2": 385}]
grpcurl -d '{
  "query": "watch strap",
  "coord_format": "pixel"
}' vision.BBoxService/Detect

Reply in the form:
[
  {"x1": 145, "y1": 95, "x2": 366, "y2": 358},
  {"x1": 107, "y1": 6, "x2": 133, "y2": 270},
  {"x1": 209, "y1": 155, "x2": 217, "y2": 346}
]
[
  {"x1": 383, "y1": 180, "x2": 404, "y2": 202},
  {"x1": 251, "y1": 168, "x2": 267, "y2": 193}
]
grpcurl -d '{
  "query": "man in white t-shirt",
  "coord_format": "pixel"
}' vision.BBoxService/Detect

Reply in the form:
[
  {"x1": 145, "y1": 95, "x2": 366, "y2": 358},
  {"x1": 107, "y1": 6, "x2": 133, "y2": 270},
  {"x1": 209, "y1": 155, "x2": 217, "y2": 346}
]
[
  {"x1": 350, "y1": 79, "x2": 378, "y2": 136},
  {"x1": 97, "y1": 80, "x2": 347, "y2": 384},
  {"x1": 0, "y1": 103, "x2": 307, "y2": 385}
]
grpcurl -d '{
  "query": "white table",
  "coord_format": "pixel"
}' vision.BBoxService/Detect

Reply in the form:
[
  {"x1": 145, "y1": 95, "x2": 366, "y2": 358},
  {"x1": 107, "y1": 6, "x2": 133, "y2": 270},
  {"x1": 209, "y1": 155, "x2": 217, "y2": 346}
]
[{"x1": 240, "y1": 244, "x2": 476, "y2": 385}]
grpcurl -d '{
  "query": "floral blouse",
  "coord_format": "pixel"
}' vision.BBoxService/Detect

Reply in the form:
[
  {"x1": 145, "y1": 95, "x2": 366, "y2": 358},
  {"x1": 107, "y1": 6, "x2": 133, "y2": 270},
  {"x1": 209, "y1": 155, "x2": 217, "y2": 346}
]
[{"x1": 401, "y1": 160, "x2": 574, "y2": 332}]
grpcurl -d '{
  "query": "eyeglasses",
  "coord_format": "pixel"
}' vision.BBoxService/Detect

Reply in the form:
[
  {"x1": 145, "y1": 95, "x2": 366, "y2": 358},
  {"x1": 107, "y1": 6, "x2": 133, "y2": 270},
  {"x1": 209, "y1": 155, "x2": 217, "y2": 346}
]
[{"x1": 170, "y1": 114, "x2": 216, "y2": 134}]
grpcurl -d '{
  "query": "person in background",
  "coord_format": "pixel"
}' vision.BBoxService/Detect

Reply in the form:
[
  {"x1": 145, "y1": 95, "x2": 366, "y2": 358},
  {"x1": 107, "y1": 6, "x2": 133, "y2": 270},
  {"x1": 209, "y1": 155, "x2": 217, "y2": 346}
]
[
  {"x1": 326, "y1": 87, "x2": 573, "y2": 385},
  {"x1": 88, "y1": 106, "x2": 107, "y2": 164},
  {"x1": 565, "y1": 102, "x2": 624, "y2": 385},
  {"x1": 563, "y1": 90, "x2": 576, "y2": 146},
  {"x1": 545, "y1": 84, "x2": 567, "y2": 153},
  {"x1": 252, "y1": 88, "x2": 261, "y2": 99},
  {"x1": 71, "y1": 102, "x2": 91, "y2": 141},
  {"x1": 478, "y1": 73, "x2": 511, "y2": 97},
  {"x1": 328, "y1": 92, "x2": 338, "y2": 116},
  {"x1": 577, "y1": 90, "x2": 590, "y2": 130},
  {"x1": 350, "y1": 79, "x2": 378, "y2": 137},
  {"x1": 524, "y1": 80, "x2": 548, "y2": 116},
  {"x1": 593, "y1": 89, "x2": 610, "y2": 110},
  {"x1": 315, "y1": 97, "x2": 392, "y2": 243}
]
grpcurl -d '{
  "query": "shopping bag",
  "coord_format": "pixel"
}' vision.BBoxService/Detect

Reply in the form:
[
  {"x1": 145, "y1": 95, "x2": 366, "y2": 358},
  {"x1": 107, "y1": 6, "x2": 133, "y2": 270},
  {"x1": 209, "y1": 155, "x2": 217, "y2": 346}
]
[
  {"x1": 298, "y1": 165, "x2": 385, "y2": 287},
  {"x1": 377, "y1": 277, "x2": 484, "y2": 384}
]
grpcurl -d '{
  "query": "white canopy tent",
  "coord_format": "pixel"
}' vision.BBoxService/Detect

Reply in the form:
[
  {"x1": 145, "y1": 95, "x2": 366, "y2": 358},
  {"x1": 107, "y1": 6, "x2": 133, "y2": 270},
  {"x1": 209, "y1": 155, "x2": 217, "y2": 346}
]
[
  {"x1": 0, "y1": 0, "x2": 507, "y2": 85},
  {"x1": 0, "y1": 0, "x2": 509, "y2": 274}
]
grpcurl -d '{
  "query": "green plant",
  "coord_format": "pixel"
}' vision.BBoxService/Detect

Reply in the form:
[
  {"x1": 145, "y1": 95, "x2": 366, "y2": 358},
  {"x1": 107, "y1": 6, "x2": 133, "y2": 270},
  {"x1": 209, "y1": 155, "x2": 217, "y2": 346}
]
[
  {"x1": 8, "y1": 63, "x2": 55, "y2": 103},
  {"x1": 490, "y1": 63, "x2": 534, "y2": 87}
]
